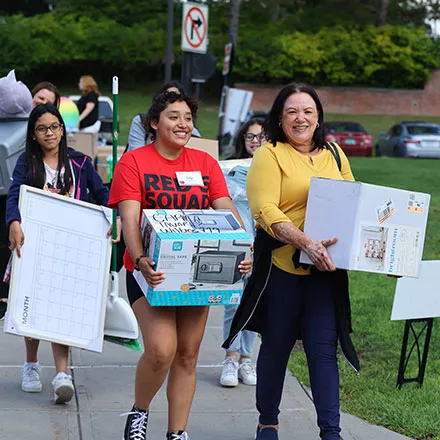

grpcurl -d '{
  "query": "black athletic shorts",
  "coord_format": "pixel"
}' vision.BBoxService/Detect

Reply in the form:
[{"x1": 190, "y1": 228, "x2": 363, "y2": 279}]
[{"x1": 126, "y1": 269, "x2": 145, "y2": 306}]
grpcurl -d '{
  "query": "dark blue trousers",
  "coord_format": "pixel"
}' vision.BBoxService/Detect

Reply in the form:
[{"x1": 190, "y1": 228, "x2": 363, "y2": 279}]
[{"x1": 256, "y1": 266, "x2": 341, "y2": 440}]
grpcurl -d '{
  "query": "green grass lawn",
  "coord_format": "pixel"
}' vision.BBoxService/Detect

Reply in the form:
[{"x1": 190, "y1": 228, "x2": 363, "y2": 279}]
[{"x1": 289, "y1": 157, "x2": 440, "y2": 440}]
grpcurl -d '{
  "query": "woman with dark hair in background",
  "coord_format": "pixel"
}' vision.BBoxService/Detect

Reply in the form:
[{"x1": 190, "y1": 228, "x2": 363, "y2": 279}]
[
  {"x1": 127, "y1": 81, "x2": 200, "y2": 151},
  {"x1": 224, "y1": 83, "x2": 359, "y2": 440},
  {"x1": 32, "y1": 82, "x2": 61, "y2": 109},
  {"x1": 7, "y1": 103, "x2": 111, "y2": 404},
  {"x1": 76, "y1": 75, "x2": 100, "y2": 130}
]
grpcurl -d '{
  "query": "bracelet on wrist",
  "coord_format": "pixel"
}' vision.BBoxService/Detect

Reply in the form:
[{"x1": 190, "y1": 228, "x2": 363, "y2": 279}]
[{"x1": 134, "y1": 254, "x2": 145, "y2": 271}]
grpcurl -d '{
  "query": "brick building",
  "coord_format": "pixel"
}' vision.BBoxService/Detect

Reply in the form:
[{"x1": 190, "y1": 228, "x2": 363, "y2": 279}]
[{"x1": 237, "y1": 69, "x2": 440, "y2": 116}]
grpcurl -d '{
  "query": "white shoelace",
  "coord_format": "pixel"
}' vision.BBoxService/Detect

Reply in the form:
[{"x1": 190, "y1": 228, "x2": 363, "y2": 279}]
[
  {"x1": 120, "y1": 410, "x2": 149, "y2": 440},
  {"x1": 222, "y1": 357, "x2": 238, "y2": 376},
  {"x1": 23, "y1": 364, "x2": 40, "y2": 381},
  {"x1": 168, "y1": 432, "x2": 189, "y2": 440},
  {"x1": 239, "y1": 361, "x2": 256, "y2": 377}
]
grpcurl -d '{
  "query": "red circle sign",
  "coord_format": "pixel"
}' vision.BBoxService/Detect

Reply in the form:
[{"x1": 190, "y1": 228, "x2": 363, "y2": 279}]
[{"x1": 184, "y1": 6, "x2": 207, "y2": 49}]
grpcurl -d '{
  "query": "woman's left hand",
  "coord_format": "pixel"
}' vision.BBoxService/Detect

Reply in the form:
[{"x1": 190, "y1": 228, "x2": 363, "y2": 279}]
[
  {"x1": 238, "y1": 257, "x2": 252, "y2": 275},
  {"x1": 107, "y1": 217, "x2": 122, "y2": 243}
]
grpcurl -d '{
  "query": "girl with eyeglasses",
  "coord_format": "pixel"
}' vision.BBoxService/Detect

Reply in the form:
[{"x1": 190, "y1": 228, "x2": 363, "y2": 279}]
[
  {"x1": 227, "y1": 118, "x2": 267, "y2": 159},
  {"x1": 220, "y1": 118, "x2": 266, "y2": 388},
  {"x1": 6, "y1": 103, "x2": 113, "y2": 405}
]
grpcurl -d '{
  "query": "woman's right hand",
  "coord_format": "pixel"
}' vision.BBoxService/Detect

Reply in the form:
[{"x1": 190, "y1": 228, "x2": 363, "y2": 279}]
[
  {"x1": 9, "y1": 221, "x2": 24, "y2": 258},
  {"x1": 303, "y1": 237, "x2": 338, "y2": 272},
  {"x1": 138, "y1": 256, "x2": 166, "y2": 287}
]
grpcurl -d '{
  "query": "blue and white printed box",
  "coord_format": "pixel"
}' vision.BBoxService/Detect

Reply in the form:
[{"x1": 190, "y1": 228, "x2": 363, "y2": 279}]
[{"x1": 133, "y1": 209, "x2": 253, "y2": 306}]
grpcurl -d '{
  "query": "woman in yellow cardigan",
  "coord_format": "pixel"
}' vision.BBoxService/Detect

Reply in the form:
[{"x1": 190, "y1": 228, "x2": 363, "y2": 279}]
[{"x1": 246, "y1": 83, "x2": 355, "y2": 440}]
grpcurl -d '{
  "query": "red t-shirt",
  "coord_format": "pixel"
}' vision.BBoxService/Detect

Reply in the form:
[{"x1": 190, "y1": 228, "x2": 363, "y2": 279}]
[{"x1": 109, "y1": 144, "x2": 230, "y2": 272}]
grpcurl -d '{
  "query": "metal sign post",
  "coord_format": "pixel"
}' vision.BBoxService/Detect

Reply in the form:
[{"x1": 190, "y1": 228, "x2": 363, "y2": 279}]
[{"x1": 396, "y1": 318, "x2": 434, "y2": 389}]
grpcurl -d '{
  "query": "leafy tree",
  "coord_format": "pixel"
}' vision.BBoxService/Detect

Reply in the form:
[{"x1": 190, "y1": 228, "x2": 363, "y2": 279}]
[{"x1": 51, "y1": 0, "x2": 167, "y2": 26}]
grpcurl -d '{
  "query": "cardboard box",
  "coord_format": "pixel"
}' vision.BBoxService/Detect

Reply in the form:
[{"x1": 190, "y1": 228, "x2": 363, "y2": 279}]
[
  {"x1": 186, "y1": 137, "x2": 219, "y2": 160},
  {"x1": 67, "y1": 132, "x2": 98, "y2": 159},
  {"x1": 133, "y1": 209, "x2": 252, "y2": 306},
  {"x1": 300, "y1": 178, "x2": 430, "y2": 277},
  {"x1": 95, "y1": 146, "x2": 126, "y2": 183}
]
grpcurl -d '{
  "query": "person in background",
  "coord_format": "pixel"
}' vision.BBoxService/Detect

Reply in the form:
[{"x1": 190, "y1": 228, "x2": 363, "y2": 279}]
[
  {"x1": 220, "y1": 118, "x2": 266, "y2": 388},
  {"x1": 7, "y1": 103, "x2": 113, "y2": 404},
  {"x1": 109, "y1": 91, "x2": 251, "y2": 440},
  {"x1": 227, "y1": 117, "x2": 266, "y2": 160},
  {"x1": 223, "y1": 83, "x2": 359, "y2": 440},
  {"x1": 127, "y1": 81, "x2": 200, "y2": 151},
  {"x1": 31, "y1": 82, "x2": 61, "y2": 109},
  {"x1": 76, "y1": 75, "x2": 100, "y2": 130}
]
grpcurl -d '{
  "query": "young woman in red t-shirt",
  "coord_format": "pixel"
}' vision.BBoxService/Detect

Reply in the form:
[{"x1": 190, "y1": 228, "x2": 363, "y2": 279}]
[{"x1": 109, "y1": 91, "x2": 251, "y2": 440}]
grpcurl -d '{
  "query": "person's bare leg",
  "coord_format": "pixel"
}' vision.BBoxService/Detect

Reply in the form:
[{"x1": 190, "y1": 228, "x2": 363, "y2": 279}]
[
  {"x1": 132, "y1": 297, "x2": 178, "y2": 410},
  {"x1": 25, "y1": 337, "x2": 40, "y2": 363},
  {"x1": 51, "y1": 343, "x2": 69, "y2": 373},
  {"x1": 167, "y1": 306, "x2": 209, "y2": 432}
]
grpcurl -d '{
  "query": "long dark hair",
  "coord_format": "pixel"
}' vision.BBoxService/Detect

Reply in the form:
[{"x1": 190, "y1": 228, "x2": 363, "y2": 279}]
[
  {"x1": 25, "y1": 103, "x2": 73, "y2": 194},
  {"x1": 228, "y1": 117, "x2": 265, "y2": 159},
  {"x1": 264, "y1": 83, "x2": 325, "y2": 150},
  {"x1": 146, "y1": 91, "x2": 198, "y2": 140}
]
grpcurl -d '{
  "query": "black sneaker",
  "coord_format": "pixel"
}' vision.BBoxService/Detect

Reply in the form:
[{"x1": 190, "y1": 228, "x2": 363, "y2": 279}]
[
  {"x1": 166, "y1": 431, "x2": 189, "y2": 440},
  {"x1": 122, "y1": 405, "x2": 149, "y2": 440}
]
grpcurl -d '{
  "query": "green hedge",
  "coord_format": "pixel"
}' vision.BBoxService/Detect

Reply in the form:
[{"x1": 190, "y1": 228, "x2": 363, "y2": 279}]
[
  {"x1": 228, "y1": 24, "x2": 440, "y2": 88},
  {"x1": 1, "y1": 12, "x2": 439, "y2": 89}
]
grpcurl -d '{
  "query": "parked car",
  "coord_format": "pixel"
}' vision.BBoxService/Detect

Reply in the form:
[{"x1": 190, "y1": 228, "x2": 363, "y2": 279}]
[
  {"x1": 69, "y1": 95, "x2": 113, "y2": 145},
  {"x1": 324, "y1": 122, "x2": 373, "y2": 156},
  {"x1": 375, "y1": 121, "x2": 440, "y2": 158}
]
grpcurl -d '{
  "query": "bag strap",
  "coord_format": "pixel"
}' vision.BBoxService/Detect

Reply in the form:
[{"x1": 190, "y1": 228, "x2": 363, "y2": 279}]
[{"x1": 325, "y1": 141, "x2": 342, "y2": 172}]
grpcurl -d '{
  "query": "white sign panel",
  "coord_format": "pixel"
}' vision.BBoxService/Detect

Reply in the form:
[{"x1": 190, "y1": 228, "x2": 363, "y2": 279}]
[
  {"x1": 222, "y1": 88, "x2": 254, "y2": 137},
  {"x1": 181, "y1": 2, "x2": 209, "y2": 54},
  {"x1": 4, "y1": 186, "x2": 112, "y2": 352},
  {"x1": 391, "y1": 260, "x2": 440, "y2": 320}
]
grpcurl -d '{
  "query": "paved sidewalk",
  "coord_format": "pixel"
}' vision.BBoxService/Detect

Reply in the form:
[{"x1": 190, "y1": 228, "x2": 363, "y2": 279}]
[{"x1": 0, "y1": 272, "x2": 413, "y2": 440}]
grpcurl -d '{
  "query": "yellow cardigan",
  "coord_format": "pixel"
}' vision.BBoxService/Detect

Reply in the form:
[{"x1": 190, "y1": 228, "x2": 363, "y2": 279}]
[{"x1": 247, "y1": 141, "x2": 354, "y2": 275}]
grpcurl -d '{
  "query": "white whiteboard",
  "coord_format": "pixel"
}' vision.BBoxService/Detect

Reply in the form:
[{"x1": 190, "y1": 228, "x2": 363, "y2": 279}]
[
  {"x1": 4, "y1": 185, "x2": 112, "y2": 352},
  {"x1": 391, "y1": 260, "x2": 440, "y2": 321}
]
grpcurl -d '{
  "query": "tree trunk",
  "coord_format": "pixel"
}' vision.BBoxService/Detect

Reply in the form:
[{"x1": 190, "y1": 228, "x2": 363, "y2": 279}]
[{"x1": 377, "y1": 0, "x2": 389, "y2": 26}]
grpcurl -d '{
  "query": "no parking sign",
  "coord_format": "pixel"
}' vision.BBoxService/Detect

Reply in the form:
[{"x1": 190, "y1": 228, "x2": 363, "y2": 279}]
[{"x1": 181, "y1": 2, "x2": 209, "y2": 54}]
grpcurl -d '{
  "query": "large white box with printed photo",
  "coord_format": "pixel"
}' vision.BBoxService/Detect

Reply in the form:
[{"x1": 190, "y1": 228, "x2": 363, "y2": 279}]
[
  {"x1": 300, "y1": 178, "x2": 430, "y2": 277},
  {"x1": 133, "y1": 209, "x2": 252, "y2": 306}
]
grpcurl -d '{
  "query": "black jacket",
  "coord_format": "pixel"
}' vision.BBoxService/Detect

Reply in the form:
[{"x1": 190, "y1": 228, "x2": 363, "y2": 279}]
[{"x1": 222, "y1": 228, "x2": 360, "y2": 373}]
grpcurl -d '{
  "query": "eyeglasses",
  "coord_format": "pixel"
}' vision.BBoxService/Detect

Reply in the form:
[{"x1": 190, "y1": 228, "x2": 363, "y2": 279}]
[
  {"x1": 244, "y1": 133, "x2": 266, "y2": 142},
  {"x1": 35, "y1": 123, "x2": 62, "y2": 135}
]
